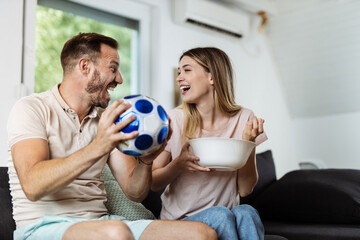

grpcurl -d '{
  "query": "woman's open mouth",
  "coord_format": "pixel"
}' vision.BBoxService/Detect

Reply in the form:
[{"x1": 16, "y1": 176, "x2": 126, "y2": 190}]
[{"x1": 180, "y1": 85, "x2": 190, "y2": 95}]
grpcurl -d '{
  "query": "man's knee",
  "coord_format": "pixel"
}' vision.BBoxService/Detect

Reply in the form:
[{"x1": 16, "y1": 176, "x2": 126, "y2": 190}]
[
  {"x1": 192, "y1": 222, "x2": 217, "y2": 240},
  {"x1": 204, "y1": 226, "x2": 217, "y2": 240},
  {"x1": 101, "y1": 220, "x2": 134, "y2": 240},
  {"x1": 64, "y1": 220, "x2": 134, "y2": 240}
]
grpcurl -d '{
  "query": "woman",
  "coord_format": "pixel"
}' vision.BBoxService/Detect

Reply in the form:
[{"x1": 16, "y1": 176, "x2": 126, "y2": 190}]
[{"x1": 152, "y1": 47, "x2": 267, "y2": 240}]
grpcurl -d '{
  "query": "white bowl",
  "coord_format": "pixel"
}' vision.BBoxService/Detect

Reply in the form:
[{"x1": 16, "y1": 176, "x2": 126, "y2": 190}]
[{"x1": 189, "y1": 138, "x2": 256, "y2": 171}]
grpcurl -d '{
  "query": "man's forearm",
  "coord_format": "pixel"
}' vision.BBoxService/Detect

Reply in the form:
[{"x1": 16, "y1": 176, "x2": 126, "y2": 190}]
[
  {"x1": 124, "y1": 160, "x2": 153, "y2": 202},
  {"x1": 16, "y1": 139, "x2": 106, "y2": 201}
]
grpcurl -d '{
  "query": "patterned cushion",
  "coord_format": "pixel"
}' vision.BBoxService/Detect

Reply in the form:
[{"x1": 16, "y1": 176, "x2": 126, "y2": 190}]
[{"x1": 101, "y1": 164, "x2": 155, "y2": 220}]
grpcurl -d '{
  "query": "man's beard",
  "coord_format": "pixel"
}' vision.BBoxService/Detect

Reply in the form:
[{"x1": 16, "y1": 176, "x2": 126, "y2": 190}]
[{"x1": 85, "y1": 69, "x2": 110, "y2": 108}]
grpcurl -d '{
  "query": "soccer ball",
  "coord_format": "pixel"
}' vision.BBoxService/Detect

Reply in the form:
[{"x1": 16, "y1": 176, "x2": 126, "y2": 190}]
[{"x1": 115, "y1": 94, "x2": 169, "y2": 156}]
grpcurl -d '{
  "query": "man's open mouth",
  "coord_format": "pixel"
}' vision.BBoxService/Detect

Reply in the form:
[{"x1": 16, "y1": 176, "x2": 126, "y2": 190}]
[{"x1": 106, "y1": 82, "x2": 117, "y2": 92}]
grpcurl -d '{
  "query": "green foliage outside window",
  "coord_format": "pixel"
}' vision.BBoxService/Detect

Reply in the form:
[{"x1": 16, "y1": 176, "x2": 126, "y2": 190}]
[{"x1": 35, "y1": 5, "x2": 133, "y2": 100}]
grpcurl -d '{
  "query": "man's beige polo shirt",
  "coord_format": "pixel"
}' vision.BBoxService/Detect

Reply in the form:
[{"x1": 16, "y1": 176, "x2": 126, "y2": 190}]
[{"x1": 7, "y1": 84, "x2": 109, "y2": 228}]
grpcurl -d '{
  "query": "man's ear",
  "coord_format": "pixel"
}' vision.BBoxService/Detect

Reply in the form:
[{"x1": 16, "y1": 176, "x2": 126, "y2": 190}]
[{"x1": 78, "y1": 58, "x2": 91, "y2": 75}]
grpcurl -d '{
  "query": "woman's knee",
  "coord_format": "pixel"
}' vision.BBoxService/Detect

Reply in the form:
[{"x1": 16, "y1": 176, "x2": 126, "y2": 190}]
[
  {"x1": 232, "y1": 204, "x2": 261, "y2": 220},
  {"x1": 234, "y1": 204, "x2": 259, "y2": 214},
  {"x1": 209, "y1": 206, "x2": 235, "y2": 221}
]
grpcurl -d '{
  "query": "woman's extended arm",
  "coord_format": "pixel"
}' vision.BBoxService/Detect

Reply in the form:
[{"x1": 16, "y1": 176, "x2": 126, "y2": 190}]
[
  {"x1": 237, "y1": 116, "x2": 264, "y2": 196},
  {"x1": 237, "y1": 148, "x2": 258, "y2": 197}
]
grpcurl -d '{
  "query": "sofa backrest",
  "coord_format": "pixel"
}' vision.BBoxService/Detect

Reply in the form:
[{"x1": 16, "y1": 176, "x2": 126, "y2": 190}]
[{"x1": 0, "y1": 167, "x2": 15, "y2": 240}]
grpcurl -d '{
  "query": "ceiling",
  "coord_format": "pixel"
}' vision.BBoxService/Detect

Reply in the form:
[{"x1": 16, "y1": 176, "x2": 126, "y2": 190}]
[{"x1": 220, "y1": 0, "x2": 360, "y2": 118}]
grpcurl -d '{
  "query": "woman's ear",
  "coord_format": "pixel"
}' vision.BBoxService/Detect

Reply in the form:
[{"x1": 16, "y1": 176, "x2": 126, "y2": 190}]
[{"x1": 208, "y1": 73, "x2": 214, "y2": 85}]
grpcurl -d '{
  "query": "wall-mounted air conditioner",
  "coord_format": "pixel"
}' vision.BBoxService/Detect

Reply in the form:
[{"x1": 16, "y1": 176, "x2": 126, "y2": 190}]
[
  {"x1": 221, "y1": 0, "x2": 278, "y2": 16},
  {"x1": 172, "y1": 0, "x2": 249, "y2": 38}
]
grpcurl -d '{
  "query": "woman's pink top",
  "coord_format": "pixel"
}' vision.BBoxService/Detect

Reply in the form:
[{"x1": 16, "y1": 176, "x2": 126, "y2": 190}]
[{"x1": 161, "y1": 107, "x2": 267, "y2": 220}]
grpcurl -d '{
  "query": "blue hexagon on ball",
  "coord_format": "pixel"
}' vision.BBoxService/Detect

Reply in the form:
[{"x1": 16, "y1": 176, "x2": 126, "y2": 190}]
[{"x1": 114, "y1": 94, "x2": 169, "y2": 156}]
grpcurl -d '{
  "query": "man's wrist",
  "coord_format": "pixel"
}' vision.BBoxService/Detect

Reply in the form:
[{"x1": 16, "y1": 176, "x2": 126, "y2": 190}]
[
  {"x1": 88, "y1": 140, "x2": 108, "y2": 159},
  {"x1": 135, "y1": 156, "x2": 153, "y2": 166}
]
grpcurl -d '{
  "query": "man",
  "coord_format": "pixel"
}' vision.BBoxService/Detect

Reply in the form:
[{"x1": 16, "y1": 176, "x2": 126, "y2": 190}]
[{"x1": 7, "y1": 33, "x2": 217, "y2": 240}]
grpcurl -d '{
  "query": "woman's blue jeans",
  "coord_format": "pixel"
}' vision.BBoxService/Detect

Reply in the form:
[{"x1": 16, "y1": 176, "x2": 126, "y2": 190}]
[{"x1": 184, "y1": 205, "x2": 264, "y2": 240}]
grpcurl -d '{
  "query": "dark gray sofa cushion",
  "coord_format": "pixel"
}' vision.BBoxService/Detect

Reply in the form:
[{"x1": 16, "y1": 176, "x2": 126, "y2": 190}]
[
  {"x1": 263, "y1": 220, "x2": 360, "y2": 240},
  {"x1": 253, "y1": 169, "x2": 360, "y2": 224}
]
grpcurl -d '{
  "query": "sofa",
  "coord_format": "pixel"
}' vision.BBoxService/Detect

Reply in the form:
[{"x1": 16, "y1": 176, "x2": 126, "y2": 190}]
[
  {"x1": 243, "y1": 150, "x2": 360, "y2": 240},
  {"x1": 1, "y1": 150, "x2": 360, "y2": 240}
]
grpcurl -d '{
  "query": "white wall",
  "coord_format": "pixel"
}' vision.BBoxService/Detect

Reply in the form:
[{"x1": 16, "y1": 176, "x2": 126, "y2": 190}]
[
  {"x1": 268, "y1": 0, "x2": 360, "y2": 171},
  {"x1": 0, "y1": 0, "x2": 297, "y2": 178},
  {"x1": 294, "y1": 112, "x2": 360, "y2": 169},
  {"x1": 0, "y1": 0, "x2": 24, "y2": 169}
]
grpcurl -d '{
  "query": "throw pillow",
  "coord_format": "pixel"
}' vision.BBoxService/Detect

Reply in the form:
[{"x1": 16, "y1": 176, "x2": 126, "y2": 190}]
[{"x1": 101, "y1": 164, "x2": 155, "y2": 220}]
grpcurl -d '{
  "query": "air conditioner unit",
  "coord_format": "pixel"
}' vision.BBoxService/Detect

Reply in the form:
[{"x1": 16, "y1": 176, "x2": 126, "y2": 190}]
[
  {"x1": 172, "y1": 0, "x2": 249, "y2": 38},
  {"x1": 221, "y1": 0, "x2": 278, "y2": 16}
]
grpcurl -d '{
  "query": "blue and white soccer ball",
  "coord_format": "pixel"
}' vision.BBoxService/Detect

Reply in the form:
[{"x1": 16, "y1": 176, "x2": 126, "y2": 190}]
[{"x1": 115, "y1": 94, "x2": 169, "y2": 156}]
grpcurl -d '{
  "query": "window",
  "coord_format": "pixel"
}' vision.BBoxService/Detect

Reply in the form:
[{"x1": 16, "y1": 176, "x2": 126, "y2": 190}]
[{"x1": 35, "y1": 0, "x2": 139, "y2": 101}]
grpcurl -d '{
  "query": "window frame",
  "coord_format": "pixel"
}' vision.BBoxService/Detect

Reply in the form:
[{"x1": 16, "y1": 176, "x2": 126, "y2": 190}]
[{"x1": 22, "y1": 0, "x2": 151, "y2": 96}]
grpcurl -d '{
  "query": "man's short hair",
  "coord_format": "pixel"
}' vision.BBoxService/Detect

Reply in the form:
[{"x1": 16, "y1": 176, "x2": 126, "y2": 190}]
[{"x1": 60, "y1": 32, "x2": 118, "y2": 75}]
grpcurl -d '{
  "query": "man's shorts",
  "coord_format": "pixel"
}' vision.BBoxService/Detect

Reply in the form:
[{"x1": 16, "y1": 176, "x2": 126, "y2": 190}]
[{"x1": 14, "y1": 214, "x2": 153, "y2": 240}]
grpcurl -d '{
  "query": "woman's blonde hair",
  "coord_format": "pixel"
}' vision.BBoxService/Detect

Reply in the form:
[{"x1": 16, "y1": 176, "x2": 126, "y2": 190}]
[{"x1": 179, "y1": 47, "x2": 242, "y2": 140}]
